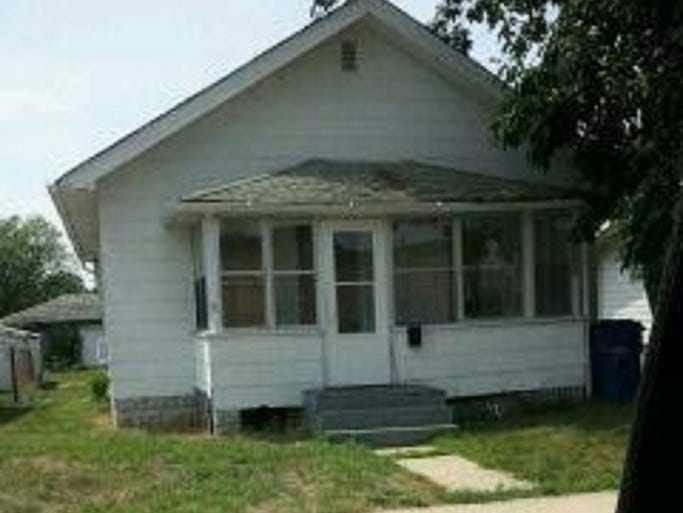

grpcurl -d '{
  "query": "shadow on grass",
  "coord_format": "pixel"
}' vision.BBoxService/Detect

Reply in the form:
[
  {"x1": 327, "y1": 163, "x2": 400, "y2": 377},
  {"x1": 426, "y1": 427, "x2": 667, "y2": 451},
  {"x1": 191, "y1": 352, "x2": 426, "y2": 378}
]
[
  {"x1": 41, "y1": 380, "x2": 59, "y2": 391},
  {"x1": 0, "y1": 405, "x2": 32, "y2": 425},
  {"x1": 455, "y1": 401, "x2": 634, "y2": 436}
]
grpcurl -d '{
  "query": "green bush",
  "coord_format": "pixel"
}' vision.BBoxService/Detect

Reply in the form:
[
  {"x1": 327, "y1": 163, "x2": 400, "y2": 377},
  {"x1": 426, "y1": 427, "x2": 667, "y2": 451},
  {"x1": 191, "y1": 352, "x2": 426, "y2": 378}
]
[{"x1": 91, "y1": 372, "x2": 110, "y2": 402}]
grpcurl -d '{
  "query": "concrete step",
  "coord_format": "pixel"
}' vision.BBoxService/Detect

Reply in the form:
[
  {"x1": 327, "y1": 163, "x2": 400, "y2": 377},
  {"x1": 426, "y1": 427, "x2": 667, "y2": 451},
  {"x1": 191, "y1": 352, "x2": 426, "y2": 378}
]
[
  {"x1": 303, "y1": 385, "x2": 453, "y2": 446},
  {"x1": 326, "y1": 424, "x2": 456, "y2": 447},
  {"x1": 316, "y1": 405, "x2": 452, "y2": 431},
  {"x1": 304, "y1": 385, "x2": 446, "y2": 411}
]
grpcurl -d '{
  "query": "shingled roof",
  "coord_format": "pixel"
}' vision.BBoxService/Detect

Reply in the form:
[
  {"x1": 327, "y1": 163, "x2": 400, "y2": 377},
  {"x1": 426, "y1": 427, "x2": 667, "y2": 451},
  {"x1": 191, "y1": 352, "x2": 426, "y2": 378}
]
[
  {"x1": 1, "y1": 293, "x2": 102, "y2": 329},
  {"x1": 181, "y1": 160, "x2": 575, "y2": 213}
]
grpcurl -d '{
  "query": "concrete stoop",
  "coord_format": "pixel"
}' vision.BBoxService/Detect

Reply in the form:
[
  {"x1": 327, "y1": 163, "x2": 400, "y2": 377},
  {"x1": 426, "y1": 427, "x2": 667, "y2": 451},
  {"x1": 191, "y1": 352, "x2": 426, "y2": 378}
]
[{"x1": 303, "y1": 385, "x2": 456, "y2": 446}]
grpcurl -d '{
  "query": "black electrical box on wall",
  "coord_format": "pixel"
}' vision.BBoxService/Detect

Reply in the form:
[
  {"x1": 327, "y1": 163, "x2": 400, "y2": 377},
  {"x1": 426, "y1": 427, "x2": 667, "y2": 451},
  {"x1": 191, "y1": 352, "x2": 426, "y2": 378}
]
[{"x1": 408, "y1": 324, "x2": 422, "y2": 348}]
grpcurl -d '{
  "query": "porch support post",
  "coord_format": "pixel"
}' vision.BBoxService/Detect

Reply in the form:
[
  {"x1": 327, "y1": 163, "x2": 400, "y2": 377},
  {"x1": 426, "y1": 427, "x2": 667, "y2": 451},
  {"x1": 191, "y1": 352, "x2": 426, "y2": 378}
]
[
  {"x1": 202, "y1": 215, "x2": 223, "y2": 333},
  {"x1": 453, "y1": 218, "x2": 465, "y2": 321},
  {"x1": 522, "y1": 211, "x2": 536, "y2": 318},
  {"x1": 580, "y1": 242, "x2": 592, "y2": 398},
  {"x1": 261, "y1": 221, "x2": 275, "y2": 329}
]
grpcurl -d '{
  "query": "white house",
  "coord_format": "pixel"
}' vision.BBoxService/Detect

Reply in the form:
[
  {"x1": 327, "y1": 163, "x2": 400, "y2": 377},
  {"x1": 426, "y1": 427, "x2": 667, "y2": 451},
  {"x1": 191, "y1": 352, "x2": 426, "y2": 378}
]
[
  {"x1": 50, "y1": 0, "x2": 591, "y2": 433},
  {"x1": 596, "y1": 237, "x2": 653, "y2": 339}
]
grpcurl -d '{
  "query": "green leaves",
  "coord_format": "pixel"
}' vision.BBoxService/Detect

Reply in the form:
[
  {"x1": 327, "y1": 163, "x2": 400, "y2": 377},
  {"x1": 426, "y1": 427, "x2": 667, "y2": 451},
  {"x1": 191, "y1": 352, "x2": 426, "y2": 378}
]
[
  {"x1": 0, "y1": 215, "x2": 84, "y2": 318},
  {"x1": 435, "y1": 0, "x2": 683, "y2": 294},
  {"x1": 308, "y1": 0, "x2": 682, "y2": 294}
]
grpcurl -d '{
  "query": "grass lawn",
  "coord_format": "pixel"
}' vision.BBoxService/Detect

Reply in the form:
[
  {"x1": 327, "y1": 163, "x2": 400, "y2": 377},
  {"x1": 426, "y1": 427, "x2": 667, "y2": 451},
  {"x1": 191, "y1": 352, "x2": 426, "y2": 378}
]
[
  {"x1": 0, "y1": 371, "x2": 443, "y2": 513},
  {"x1": 0, "y1": 371, "x2": 633, "y2": 513},
  {"x1": 432, "y1": 401, "x2": 633, "y2": 496}
]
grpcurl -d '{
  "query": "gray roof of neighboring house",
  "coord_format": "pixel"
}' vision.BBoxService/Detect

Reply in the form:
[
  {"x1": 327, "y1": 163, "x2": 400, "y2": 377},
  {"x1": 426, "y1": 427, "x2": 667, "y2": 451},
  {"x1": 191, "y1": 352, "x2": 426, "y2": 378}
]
[
  {"x1": 1, "y1": 293, "x2": 102, "y2": 329},
  {"x1": 182, "y1": 160, "x2": 575, "y2": 210}
]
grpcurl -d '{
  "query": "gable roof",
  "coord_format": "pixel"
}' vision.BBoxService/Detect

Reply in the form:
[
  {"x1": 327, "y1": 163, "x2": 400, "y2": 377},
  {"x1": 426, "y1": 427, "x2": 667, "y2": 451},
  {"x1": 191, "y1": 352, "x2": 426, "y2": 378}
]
[
  {"x1": 51, "y1": 0, "x2": 504, "y2": 261},
  {"x1": 54, "y1": 0, "x2": 501, "y2": 191},
  {"x1": 1, "y1": 293, "x2": 102, "y2": 329},
  {"x1": 181, "y1": 160, "x2": 573, "y2": 215}
]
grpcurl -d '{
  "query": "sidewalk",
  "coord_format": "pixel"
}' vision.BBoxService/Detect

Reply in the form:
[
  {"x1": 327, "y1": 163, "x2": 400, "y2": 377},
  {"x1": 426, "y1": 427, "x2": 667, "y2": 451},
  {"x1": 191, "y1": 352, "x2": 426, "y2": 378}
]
[{"x1": 378, "y1": 492, "x2": 617, "y2": 513}]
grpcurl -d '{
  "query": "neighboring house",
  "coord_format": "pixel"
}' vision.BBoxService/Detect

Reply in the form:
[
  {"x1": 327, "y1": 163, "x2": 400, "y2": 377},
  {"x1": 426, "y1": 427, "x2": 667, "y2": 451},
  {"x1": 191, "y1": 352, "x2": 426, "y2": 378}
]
[
  {"x1": 596, "y1": 237, "x2": 653, "y2": 340},
  {"x1": 0, "y1": 325, "x2": 42, "y2": 393},
  {"x1": 50, "y1": 0, "x2": 591, "y2": 433},
  {"x1": 2, "y1": 293, "x2": 106, "y2": 367}
]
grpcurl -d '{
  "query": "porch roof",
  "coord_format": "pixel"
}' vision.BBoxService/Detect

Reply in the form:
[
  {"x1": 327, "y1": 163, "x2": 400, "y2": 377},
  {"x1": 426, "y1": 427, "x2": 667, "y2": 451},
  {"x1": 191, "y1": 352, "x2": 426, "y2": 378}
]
[{"x1": 179, "y1": 160, "x2": 577, "y2": 216}]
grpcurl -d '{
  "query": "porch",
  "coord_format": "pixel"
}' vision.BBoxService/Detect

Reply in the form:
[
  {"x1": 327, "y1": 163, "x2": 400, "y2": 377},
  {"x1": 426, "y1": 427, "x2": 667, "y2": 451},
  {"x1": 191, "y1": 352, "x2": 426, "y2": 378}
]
[{"x1": 177, "y1": 160, "x2": 590, "y2": 433}]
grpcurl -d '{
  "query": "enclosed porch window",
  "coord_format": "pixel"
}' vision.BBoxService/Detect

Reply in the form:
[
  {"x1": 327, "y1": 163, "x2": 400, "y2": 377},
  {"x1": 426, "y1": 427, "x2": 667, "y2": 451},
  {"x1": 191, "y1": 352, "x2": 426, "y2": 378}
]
[
  {"x1": 393, "y1": 210, "x2": 582, "y2": 325},
  {"x1": 219, "y1": 221, "x2": 316, "y2": 329},
  {"x1": 534, "y1": 211, "x2": 581, "y2": 317},
  {"x1": 462, "y1": 215, "x2": 523, "y2": 319},
  {"x1": 393, "y1": 219, "x2": 456, "y2": 324}
]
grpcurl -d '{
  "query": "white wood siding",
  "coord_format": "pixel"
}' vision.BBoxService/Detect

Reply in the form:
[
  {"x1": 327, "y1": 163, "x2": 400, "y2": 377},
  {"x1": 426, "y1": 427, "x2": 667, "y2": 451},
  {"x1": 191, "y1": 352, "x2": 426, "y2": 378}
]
[
  {"x1": 79, "y1": 324, "x2": 107, "y2": 367},
  {"x1": 0, "y1": 347, "x2": 11, "y2": 391},
  {"x1": 206, "y1": 333, "x2": 324, "y2": 410},
  {"x1": 98, "y1": 22, "x2": 570, "y2": 400},
  {"x1": 394, "y1": 320, "x2": 587, "y2": 396},
  {"x1": 597, "y1": 243, "x2": 652, "y2": 337}
]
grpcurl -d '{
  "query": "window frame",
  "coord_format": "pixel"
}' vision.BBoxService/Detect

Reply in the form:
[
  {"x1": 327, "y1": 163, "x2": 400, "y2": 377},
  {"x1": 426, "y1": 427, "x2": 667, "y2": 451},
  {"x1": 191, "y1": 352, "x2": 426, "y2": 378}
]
[
  {"x1": 220, "y1": 221, "x2": 267, "y2": 329},
  {"x1": 390, "y1": 209, "x2": 584, "y2": 328},
  {"x1": 461, "y1": 212, "x2": 525, "y2": 320},
  {"x1": 533, "y1": 210, "x2": 583, "y2": 318},
  {"x1": 270, "y1": 222, "x2": 318, "y2": 328},
  {"x1": 219, "y1": 219, "x2": 318, "y2": 331},
  {"x1": 392, "y1": 218, "x2": 458, "y2": 326}
]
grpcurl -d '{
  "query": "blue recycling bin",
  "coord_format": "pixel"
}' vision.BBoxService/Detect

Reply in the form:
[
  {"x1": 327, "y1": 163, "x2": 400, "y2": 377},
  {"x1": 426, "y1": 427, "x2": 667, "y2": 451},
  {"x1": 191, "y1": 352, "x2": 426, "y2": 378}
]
[{"x1": 590, "y1": 320, "x2": 644, "y2": 402}]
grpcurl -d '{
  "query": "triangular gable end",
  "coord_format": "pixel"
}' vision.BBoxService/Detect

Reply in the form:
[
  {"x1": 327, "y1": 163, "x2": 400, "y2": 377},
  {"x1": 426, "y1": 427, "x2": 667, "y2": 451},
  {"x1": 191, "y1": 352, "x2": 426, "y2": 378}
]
[
  {"x1": 51, "y1": 0, "x2": 504, "y2": 262},
  {"x1": 55, "y1": 0, "x2": 501, "y2": 190}
]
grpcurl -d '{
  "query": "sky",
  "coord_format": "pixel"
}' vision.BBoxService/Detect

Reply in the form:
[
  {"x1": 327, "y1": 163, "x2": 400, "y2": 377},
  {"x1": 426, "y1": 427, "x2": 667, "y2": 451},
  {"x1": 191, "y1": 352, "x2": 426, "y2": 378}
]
[{"x1": 0, "y1": 0, "x2": 500, "y2": 237}]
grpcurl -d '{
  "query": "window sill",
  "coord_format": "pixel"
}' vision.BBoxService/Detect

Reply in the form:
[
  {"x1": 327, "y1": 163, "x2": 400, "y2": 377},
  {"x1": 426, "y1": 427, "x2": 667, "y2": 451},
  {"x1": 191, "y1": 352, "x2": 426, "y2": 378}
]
[
  {"x1": 196, "y1": 326, "x2": 323, "y2": 339},
  {"x1": 392, "y1": 316, "x2": 587, "y2": 332}
]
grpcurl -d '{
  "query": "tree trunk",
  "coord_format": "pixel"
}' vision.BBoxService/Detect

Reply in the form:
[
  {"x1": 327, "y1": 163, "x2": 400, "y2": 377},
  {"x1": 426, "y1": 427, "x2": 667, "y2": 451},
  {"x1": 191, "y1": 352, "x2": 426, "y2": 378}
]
[
  {"x1": 642, "y1": 265, "x2": 662, "y2": 316},
  {"x1": 616, "y1": 200, "x2": 683, "y2": 512}
]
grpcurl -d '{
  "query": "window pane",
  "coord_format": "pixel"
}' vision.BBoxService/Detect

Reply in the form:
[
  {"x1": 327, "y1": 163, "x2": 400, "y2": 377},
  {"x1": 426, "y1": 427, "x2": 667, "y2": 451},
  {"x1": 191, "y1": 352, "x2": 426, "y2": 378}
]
[
  {"x1": 273, "y1": 225, "x2": 313, "y2": 271},
  {"x1": 194, "y1": 278, "x2": 208, "y2": 330},
  {"x1": 395, "y1": 270, "x2": 455, "y2": 325},
  {"x1": 221, "y1": 223, "x2": 262, "y2": 271},
  {"x1": 334, "y1": 231, "x2": 373, "y2": 282},
  {"x1": 463, "y1": 215, "x2": 522, "y2": 318},
  {"x1": 337, "y1": 285, "x2": 375, "y2": 333},
  {"x1": 222, "y1": 275, "x2": 265, "y2": 327},
  {"x1": 274, "y1": 275, "x2": 316, "y2": 326},
  {"x1": 394, "y1": 220, "x2": 452, "y2": 268},
  {"x1": 190, "y1": 226, "x2": 207, "y2": 330},
  {"x1": 535, "y1": 212, "x2": 577, "y2": 316}
]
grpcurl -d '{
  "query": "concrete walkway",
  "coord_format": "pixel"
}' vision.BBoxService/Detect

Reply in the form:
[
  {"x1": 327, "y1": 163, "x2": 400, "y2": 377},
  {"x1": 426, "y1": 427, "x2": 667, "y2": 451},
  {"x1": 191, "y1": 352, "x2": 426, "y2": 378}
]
[
  {"x1": 378, "y1": 492, "x2": 618, "y2": 513},
  {"x1": 396, "y1": 455, "x2": 533, "y2": 493}
]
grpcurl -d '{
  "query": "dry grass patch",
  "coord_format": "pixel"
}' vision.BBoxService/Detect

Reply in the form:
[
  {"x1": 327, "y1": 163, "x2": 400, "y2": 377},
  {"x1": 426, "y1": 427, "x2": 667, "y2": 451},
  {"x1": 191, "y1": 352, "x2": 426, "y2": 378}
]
[{"x1": 0, "y1": 371, "x2": 444, "y2": 513}]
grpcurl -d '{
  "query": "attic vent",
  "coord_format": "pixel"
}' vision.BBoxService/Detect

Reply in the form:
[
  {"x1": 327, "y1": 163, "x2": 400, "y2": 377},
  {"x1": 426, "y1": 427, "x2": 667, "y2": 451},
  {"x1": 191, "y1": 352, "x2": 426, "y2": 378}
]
[{"x1": 341, "y1": 40, "x2": 358, "y2": 72}]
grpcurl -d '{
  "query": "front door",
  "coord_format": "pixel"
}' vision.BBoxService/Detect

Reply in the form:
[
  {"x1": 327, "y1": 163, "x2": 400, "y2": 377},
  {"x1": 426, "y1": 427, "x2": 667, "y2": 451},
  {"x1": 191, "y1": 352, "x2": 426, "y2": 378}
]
[{"x1": 320, "y1": 221, "x2": 391, "y2": 386}]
